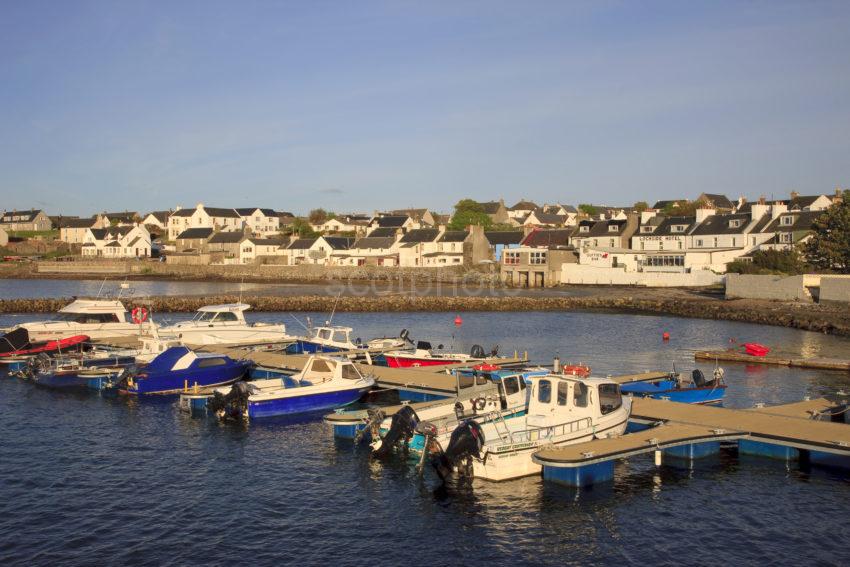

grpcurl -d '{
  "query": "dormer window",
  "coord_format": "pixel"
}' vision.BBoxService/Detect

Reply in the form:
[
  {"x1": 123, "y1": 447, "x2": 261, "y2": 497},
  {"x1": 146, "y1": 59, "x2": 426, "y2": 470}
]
[
  {"x1": 728, "y1": 219, "x2": 742, "y2": 228},
  {"x1": 671, "y1": 225, "x2": 686, "y2": 233},
  {"x1": 641, "y1": 226, "x2": 654, "y2": 233},
  {"x1": 781, "y1": 216, "x2": 794, "y2": 226},
  {"x1": 608, "y1": 225, "x2": 619, "y2": 232},
  {"x1": 579, "y1": 225, "x2": 589, "y2": 233}
]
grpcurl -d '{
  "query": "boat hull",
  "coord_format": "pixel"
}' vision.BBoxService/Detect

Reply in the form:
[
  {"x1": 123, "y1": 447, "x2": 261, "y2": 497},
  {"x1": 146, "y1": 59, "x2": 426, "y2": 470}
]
[
  {"x1": 621, "y1": 380, "x2": 726, "y2": 405},
  {"x1": 127, "y1": 361, "x2": 250, "y2": 395},
  {"x1": 384, "y1": 355, "x2": 466, "y2": 368},
  {"x1": 287, "y1": 341, "x2": 351, "y2": 355},
  {"x1": 248, "y1": 386, "x2": 369, "y2": 418}
]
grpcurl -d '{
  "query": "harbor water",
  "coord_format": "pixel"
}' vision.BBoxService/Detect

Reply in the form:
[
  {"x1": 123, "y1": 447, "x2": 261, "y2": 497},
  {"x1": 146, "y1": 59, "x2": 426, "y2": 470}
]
[{"x1": 1, "y1": 310, "x2": 849, "y2": 565}]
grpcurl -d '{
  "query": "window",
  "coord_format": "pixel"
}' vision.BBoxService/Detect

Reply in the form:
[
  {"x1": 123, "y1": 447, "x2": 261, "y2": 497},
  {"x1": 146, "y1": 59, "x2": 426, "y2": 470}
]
[
  {"x1": 530, "y1": 251, "x2": 547, "y2": 265},
  {"x1": 780, "y1": 233, "x2": 793, "y2": 243},
  {"x1": 537, "y1": 379, "x2": 551, "y2": 404},
  {"x1": 341, "y1": 364, "x2": 362, "y2": 380},
  {"x1": 557, "y1": 381, "x2": 569, "y2": 406},
  {"x1": 608, "y1": 225, "x2": 619, "y2": 232},
  {"x1": 641, "y1": 226, "x2": 654, "y2": 233},
  {"x1": 504, "y1": 251, "x2": 519, "y2": 265},
  {"x1": 696, "y1": 239, "x2": 703, "y2": 247},
  {"x1": 197, "y1": 357, "x2": 226, "y2": 368},
  {"x1": 215, "y1": 312, "x2": 239, "y2": 322},
  {"x1": 573, "y1": 382, "x2": 588, "y2": 407},
  {"x1": 476, "y1": 374, "x2": 488, "y2": 386},
  {"x1": 609, "y1": 239, "x2": 615, "y2": 247},
  {"x1": 732, "y1": 237, "x2": 736, "y2": 247},
  {"x1": 318, "y1": 329, "x2": 332, "y2": 340},
  {"x1": 672, "y1": 225, "x2": 685, "y2": 233},
  {"x1": 713, "y1": 237, "x2": 718, "y2": 248},
  {"x1": 752, "y1": 237, "x2": 756, "y2": 246},
  {"x1": 781, "y1": 216, "x2": 794, "y2": 226},
  {"x1": 678, "y1": 241, "x2": 683, "y2": 250},
  {"x1": 503, "y1": 376, "x2": 520, "y2": 396},
  {"x1": 332, "y1": 331, "x2": 348, "y2": 343},
  {"x1": 729, "y1": 219, "x2": 742, "y2": 228},
  {"x1": 458, "y1": 374, "x2": 475, "y2": 389},
  {"x1": 599, "y1": 384, "x2": 622, "y2": 414},
  {"x1": 579, "y1": 225, "x2": 589, "y2": 233},
  {"x1": 640, "y1": 241, "x2": 645, "y2": 250},
  {"x1": 659, "y1": 241, "x2": 664, "y2": 250}
]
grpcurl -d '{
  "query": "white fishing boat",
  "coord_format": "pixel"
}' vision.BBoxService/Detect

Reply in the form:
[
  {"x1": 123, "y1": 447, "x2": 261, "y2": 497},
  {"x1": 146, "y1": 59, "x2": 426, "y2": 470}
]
[
  {"x1": 434, "y1": 374, "x2": 631, "y2": 482},
  {"x1": 9, "y1": 298, "x2": 146, "y2": 341},
  {"x1": 158, "y1": 303, "x2": 294, "y2": 346}
]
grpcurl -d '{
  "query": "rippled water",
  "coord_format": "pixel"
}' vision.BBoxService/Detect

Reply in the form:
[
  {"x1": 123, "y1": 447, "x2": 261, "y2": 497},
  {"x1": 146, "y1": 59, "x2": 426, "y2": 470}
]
[{"x1": 2, "y1": 311, "x2": 849, "y2": 566}]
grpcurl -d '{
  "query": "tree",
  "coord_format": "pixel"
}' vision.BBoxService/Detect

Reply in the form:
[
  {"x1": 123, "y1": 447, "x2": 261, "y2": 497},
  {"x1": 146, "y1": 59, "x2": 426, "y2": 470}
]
[
  {"x1": 308, "y1": 208, "x2": 330, "y2": 224},
  {"x1": 662, "y1": 198, "x2": 709, "y2": 217},
  {"x1": 633, "y1": 201, "x2": 649, "y2": 213},
  {"x1": 287, "y1": 218, "x2": 318, "y2": 238},
  {"x1": 804, "y1": 190, "x2": 850, "y2": 273},
  {"x1": 727, "y1": 249, "x2": 807, "y2": 275},
  {"x1": 448, "y1": 199, "x2": 492, "y2": 230},
  {"x1": 578, "y1": 204, "x2": 598, "y2": 216}
]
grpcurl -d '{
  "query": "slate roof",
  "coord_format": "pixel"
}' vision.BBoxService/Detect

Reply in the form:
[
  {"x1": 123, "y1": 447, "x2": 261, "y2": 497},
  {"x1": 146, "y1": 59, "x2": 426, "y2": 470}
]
[
  {"x1": 89, "y1": 228, "x2": 108, "y2": 240},
  {"x1": 388, "y1": 208, "x2": 429, "y2": 220},
  {"x1": 699, "y1": 194, "x2": 734, "y2": 209},
  {"x1": 652, "y1": 199, "x2": 687, "y2": 210},
  {"x1": 762, "y1": 211, "x2": 823, "y2": 233},
  {"x1": 204, "y1": 207, "x2": 241, "y2": 218},
  {"x1": 690, "y1": 213, "x2": 753, "y2": 236},
  {"x1": 440, "y1": 231, "x2": 468, "y2": 242},
  {"x1": 526, "y1": 211, "x2": 565, "y2": 225},
  {"x1": 176, "y1": 227, "x2": 214, "y2": 239},
  {"x1": 322, "y1": 237, "x2": 354, "y2": 250},
  {"x1": 208, "y1": 231, "x2": 244, "y2": 244},
  {"x1": 352, "y1": 236, "x2": 397, "y2": 249},
  {"x1": 509, "y1": 200, "x2": 539, "y2": 211},
  {"x1": 521, "y1": 229, "x2": 573, "y2": 248},
  {"x1": 171, "y1": 209, "x2": 195, "y2": 217},
  {"x1": 368, "y1": 227, "x2": 401, "y2": 238},
  {"x1": 484, "y1": 231, "x2": 524, "y2": 245},
  {"x1": 245, "y1": 237, "x2": 287, "y2": 246},
  {"x1": 102, "y1": 211, "x2": 138, "y2": 222},
  {"x1": 585, "y1": 219, "x2": 628, "y2": 237},
  {"x1": 789, "y1": 195, "x2": 826, "y2": 210},
  {"x1": 145, "y1": 211, "x2": 171, "y2": 224},
  {"x1": 235, "y1": 207, "x2": 277, "y2": 217},
  {"x1": 287, "y1": 237, "x2": 318, "y2": 250},
  {"x1": 1, "y1": 209, "x2": 44, "y2": 223},
  {"x1": 399, "y1": 229, "x2": 440, "y2": 243},
  {"x1": 372, "y1": 215, "x2": 409, "y2": 228},
  {"x1": 63, "y1": 218, "x2": 98, "y2": 228},
  {"x1": 477, "y1": 201, "x2": 504, "y2": 214}
]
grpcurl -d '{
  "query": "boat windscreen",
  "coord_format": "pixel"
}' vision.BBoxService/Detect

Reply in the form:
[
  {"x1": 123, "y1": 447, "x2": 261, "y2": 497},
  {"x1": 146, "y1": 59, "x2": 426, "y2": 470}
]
[
  {"x1": 341, "y1": 364, "x2": 362, "y2": 380},
  {"x1": 0, "y1": 328, "x2": 30, "y2": 354},
  {"x1": 416, "y1": 341, "x2": 432, "y2": 350}
]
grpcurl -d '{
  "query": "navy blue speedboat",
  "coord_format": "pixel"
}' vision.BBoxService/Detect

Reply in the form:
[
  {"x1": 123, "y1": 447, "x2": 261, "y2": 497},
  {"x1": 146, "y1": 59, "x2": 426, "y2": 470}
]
[
  {"x1": 121, "y1": 346, "x2": 250, "y2": 395},
  {"x1": 620, "y1": 369, "x2": 726, "y2": 405}
]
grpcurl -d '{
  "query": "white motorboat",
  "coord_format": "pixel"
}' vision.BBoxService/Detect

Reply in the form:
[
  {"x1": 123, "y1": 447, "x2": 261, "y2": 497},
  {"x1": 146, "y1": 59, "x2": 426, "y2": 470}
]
[
  {"x1": 158, "y1": 303, "x2": 294, "y2": 346},
  {"x1": 11, "y1": 298, "x2": 147, "y2": 341},
  {"x1": 434, "y1": 374, "x2": 631, "y2": 482}
]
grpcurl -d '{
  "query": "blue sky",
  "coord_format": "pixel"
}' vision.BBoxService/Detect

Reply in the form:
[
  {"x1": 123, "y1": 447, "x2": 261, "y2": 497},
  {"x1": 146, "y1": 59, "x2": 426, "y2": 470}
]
[{"x1": 1, "y1": 1, "x2": 848, "y2": 216}]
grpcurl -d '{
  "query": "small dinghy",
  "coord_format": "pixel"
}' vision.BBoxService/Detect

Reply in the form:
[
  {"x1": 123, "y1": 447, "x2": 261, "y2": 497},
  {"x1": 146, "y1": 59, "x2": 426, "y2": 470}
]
[
  {"x1": 620, "y1": 368, "x2": 726, "y2": 405},
  {"x1": 15, "y1": 353, "x2": 125, "y2": 390},
  {"x1": 0, "y1": 328, "x2": 89, "y2": 358},
  {"x1": 743, "y1": 343, "x2": 770, "y2": 357},
  {"x1": 117, "y1": 346, "x2": 250, "y2": 395},
  {"x1": 210, "y1": 355, "x2": 374, "y2": 420}
]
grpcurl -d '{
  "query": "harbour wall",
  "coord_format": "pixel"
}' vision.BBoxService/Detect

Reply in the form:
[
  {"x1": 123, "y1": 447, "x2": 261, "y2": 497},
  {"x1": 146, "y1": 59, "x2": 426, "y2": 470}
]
[
  {"x1": 560, "y1": 265, "x2": 723, "y2": 287},
  {"x1": 3, "y1": 294, "x2": 849, "y2": 336},
  {"x1": 726, "y1": 274, "x2": 850, "y2": 303}
]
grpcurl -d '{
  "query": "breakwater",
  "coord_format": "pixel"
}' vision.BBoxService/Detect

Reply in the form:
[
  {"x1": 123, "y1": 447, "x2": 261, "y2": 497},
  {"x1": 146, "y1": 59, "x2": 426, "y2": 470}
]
[{"x1": 3, "y1": 294, "x2": 850, "y2": 337}]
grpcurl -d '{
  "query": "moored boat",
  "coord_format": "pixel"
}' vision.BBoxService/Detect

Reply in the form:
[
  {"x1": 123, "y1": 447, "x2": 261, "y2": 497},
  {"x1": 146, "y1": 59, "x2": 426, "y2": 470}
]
[
  {"x1": 117, "y1": 346, "x2": 250, "y2": 395},
  {"x1": 432, "y1": 374, "x2": 631, "y2": 482},
  {"x1": 0, "y1": 328, "x2": 89, "y2": 358},
  {"x1": 619, "y1": 368, "x2": 726, "y2": 405},
  {"x1": 157, "y1": 303, "x2": 294, "y2": 346},
  {"x1": 8, "y1": 298, "x2": 148, "y2": 341}
]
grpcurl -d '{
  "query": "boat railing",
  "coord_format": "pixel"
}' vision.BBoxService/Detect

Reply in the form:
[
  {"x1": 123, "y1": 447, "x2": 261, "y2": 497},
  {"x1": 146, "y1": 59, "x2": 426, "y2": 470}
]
[{"x1": 499, "y1": 416, "x2": 594, "y2": 446}]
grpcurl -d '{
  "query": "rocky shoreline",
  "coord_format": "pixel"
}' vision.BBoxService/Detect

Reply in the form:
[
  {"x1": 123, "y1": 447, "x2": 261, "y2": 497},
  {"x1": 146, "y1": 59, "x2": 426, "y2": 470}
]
[{"x1": 2, "y1": 293, "x2": 849, "y2": 337}]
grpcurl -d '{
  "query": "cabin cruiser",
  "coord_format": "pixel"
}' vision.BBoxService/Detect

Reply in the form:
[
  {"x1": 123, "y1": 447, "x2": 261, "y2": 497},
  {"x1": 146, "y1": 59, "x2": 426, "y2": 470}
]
[
  {"x1": 432, "y1": 374, "x2": 631, "y2": 482},
  {"x1": 8, "y1": 299, "x2": 146, "y2": 341},
  {"x1": 211, "y1": 355, "x2": 375, "y2": 420},
  {"x1": 157, "y1": 303, "x2": 294, "y2": 346},
  {"x1": 288, "y1": 325, "x2": 363, "y2": 354}
]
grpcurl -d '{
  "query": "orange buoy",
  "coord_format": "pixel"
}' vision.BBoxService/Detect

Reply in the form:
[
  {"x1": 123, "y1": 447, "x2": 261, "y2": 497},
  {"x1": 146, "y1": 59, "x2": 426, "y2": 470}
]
[
  {"x1": 454, "y1": 315, "x2": 463, "y2": 326},
  {"x1": 662, "y1": 332, "x2": 670, "y2": 341}
]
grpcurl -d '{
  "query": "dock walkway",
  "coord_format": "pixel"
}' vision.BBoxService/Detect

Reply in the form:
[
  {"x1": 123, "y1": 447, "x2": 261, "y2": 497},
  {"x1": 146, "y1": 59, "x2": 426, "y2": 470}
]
[{"x1": 695, "y1": 350, "x2": 850, "y2": 371}]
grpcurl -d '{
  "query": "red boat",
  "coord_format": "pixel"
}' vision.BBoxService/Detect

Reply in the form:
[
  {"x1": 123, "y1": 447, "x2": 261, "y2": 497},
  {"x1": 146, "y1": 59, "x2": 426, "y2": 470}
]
[
  {"x1": 384, "y1": 341, "x2": 489, "y2": 368},
  {"x1": 743, "y1": 343, "x2": 770, "y2": 357},
  {"x1": 561, "y1": 364, "x2": 591, "y2": 377},
  {"x1": 0, "y1": 328, "x2": 90, "y2": 358}
]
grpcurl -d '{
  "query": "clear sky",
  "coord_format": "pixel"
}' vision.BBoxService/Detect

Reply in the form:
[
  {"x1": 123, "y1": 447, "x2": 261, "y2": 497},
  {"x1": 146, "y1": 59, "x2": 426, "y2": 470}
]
[{"x1": 1, "y1": 0, "x2": 848, "y2": 216}]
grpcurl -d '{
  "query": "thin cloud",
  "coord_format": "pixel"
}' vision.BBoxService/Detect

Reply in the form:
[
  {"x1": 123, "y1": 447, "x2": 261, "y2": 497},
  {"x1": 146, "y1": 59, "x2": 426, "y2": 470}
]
[{"x1": 319, "y1": 188, "x2": 344, "y2": 194}]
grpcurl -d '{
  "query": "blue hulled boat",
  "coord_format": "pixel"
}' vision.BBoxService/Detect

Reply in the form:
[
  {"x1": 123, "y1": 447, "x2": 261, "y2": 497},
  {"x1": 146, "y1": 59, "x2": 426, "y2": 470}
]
[
  {"x1": 122, "y1": 346, "x2": 250, "y2": 395},
  {"x1": 211, "y1": 355, "x2": 374, "y2": 420},
  {"x1": 286, "y1": 326, "x2": 364, "y2": 354},
  {"x1": 620, "y1": 368, "x2": 726, "y2": 405}
]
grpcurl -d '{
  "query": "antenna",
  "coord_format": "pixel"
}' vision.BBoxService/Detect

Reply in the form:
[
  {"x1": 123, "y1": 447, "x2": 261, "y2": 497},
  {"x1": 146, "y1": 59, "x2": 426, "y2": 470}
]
[
  {"x1": 327, "y1": 291, "x2": 342, "y2": 326},
  {"x1": 96, "y1": 278, "x2": 107, "y2": 299}
]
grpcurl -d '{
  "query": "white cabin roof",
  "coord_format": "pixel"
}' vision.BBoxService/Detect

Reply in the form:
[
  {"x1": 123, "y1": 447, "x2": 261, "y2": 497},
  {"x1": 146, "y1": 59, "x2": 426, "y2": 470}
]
[
  {"x1": 197, "y1": 303, "x2": 251, "y2": 313},
  {"x1": 59, "y1": 299, "x2": 127, "y2": 314}
]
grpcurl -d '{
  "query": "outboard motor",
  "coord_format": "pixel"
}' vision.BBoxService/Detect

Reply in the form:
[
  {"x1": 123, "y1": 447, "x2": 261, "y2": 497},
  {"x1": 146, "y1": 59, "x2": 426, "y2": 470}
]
[
  {"x1": 371, "y1": 405, "x2": 420, "y2": 458},
  {"x1": 692, "y1": 369, "x2": 708, "y2": 388},
  {"x1": 431, "y1": 420, "x2": 485, "y2": 481},
  {"x1": 490, "y1": 344, "x2": 500, "y2": 357},
  {"x1": 208, "y1": 381, "x2": 251, "y2": 421},
  {"x1": 470, "y1": 344, "x2": 486, "y2": 359},
  {"x1": 354, "y1": 408, "x2": 386, "y2": 444},
  {"x1": 399, "y1": 329, "x2": 412, "y2": 345},
  {"x1": 107, "y1": 363, "x2": 139, "y2": 390}
]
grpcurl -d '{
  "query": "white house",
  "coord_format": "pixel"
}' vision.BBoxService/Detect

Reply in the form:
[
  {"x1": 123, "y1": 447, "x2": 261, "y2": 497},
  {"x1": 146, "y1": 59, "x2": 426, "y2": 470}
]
[
  {"x1": 330, "y1": 235, "x2": 399, "y2": 266},
  {"x1": 167, "y1": 204, "x2": 244, "y2": 240},
  {"x1": 81, "y1": 225, "x2": 152, "y2": 258},
  {"x1": 522, "y1": 210, "x2": 566, "y2": 228},
  {"x1": 396, "y1": 228, "x2": 444, "y2": 267},
  {"x1": 239, "y1": 237, "x2": 287, "y2": 263},
  {"x1": 59, "y1": 217, "x2": 102, "y2": 244},
  {"x1": 542, "y1": 204, "x2": 578, "y2": 226},
  {"x1": 0, "y1": 209, "x2": 52, "y2": 232},
  {"x1": 236, "y1": 208, "x2": 280, "y2": 236},
  {"x1": 141, "y1": 211, "x2": 171, "y2": 231},
  {"x1": 507, "y1": 200, "x2": 539, "y2": 221}
]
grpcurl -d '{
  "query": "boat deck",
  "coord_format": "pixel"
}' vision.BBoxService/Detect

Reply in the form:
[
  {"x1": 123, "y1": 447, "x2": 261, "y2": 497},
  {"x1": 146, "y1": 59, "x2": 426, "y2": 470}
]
[
  {"x1": 534, "y1": 397, "x2": 850, "y2": 469},
  {"x1": 323, "y1": 399, "x2": 450, "y2": 423}
]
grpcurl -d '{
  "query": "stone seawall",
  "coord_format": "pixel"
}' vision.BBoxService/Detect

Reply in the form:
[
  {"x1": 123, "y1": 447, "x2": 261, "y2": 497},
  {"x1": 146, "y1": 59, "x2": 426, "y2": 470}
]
[{"x1": 3, "y1": 294, "x2": 849, "y2": 337}]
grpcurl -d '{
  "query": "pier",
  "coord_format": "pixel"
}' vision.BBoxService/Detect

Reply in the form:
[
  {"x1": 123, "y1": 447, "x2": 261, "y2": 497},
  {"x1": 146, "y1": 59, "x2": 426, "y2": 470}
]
[
  {"x1": 533, "y1": 397, "x2": 850, "y2": 487},
  {"x1": 695, "y1": 349, "x2": 850, "y2": 371}
]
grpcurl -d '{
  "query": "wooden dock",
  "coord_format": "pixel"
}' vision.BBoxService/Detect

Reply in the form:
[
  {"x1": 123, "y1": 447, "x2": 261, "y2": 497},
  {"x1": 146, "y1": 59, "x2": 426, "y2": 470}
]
[
  {"x1": 695, "y1": 350, "x2": 850, "y2": 371},
  {"x1": 532, "y1": 397, "x2": 850, "y2": 487}
]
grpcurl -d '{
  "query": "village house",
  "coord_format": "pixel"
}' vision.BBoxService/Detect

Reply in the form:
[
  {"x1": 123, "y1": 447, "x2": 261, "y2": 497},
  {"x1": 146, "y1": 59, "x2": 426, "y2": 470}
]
[
  {"x1": 687, "y1": 208, "x2": 773, "y2": 252},
  {"x1": 331, "y1": 235, "x2": 399, "y2": 266},
  {"x1": 507, "y1": 200, "x2": 539, "y2": 221},
  {"x1": 311, "y1": 215, "x2": 370, "y2": 236},
  {"x1": 522, "y1": 210, "x2": 566, "y2": 228},
  {"x1": 475, "y1": 199, "x2": 510, "y2": 225},
  {"x1": 174, "y1": 227, "x2": 215, "y2": 252},
  {"x1": 239, "y1": 237, "x2": 287, "y2": 264},
  {"x1": 396, "y1": 228, "x2": 444, "y2": 267},
  {"x1": 59, "y1": 217, "x2": 102, "y2": 245},
  {"x1": 631, "y1": 216, "x2": 696, "y2": 252},
  {"x1": 696, "y1": 193, "x2": 736, "y2": 212},
  {"x1": 500, "y1": 228, "x2": 576, "y2": 288},
  {"x1": 206, "y1": 231, "x2": 244, "y2": 259},
  {"x1": 141, "y1": 211, "x2": 171, "y2": 231},
  {"x1": 81, "y1": 225, "x2": 151, "y2": 258},
  {"x1": 284, "y1": 237, "x2": 319, "y2": 265},
  {"x1": 236, "y1": 208, "x2": 280, "y2": 236},
  {"x1": 542, "y1": 204, "x2": 578, "y2": 226},
  {"x1": 787, "y1": 192, "x2": 833, "y2": 212},
  {"x1": 570, "y1": 215, "x2": 639, "y2": 250},
  {"x1": 387, "y1": 208, "x2": 436, "y2": 226},
  {"x1": 167, "y1": 204, "x2": 243, "y2": 240},
  {"x1": 758, "y1": 210, "x2": 822, "y2": 252},
  {"x1": 0, "y1": 209, "x2": 52, "y2": 232},
  {"x1": 366, "y1": 214, "x2": 415, "y2": 235},
  {"x1": 100, "y1": 211, "x2": 139, "y2": 226}
]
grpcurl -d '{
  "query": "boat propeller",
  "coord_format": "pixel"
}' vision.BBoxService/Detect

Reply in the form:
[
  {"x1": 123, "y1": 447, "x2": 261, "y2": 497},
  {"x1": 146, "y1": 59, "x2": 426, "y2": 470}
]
[
  {"x1": 370, "y1": 405, "x2": 420, "y2": 458},
  {"x1": 431, "y1": 419, "x2": 485, "y2": 482},
  {"x1": 354, "y1": 408, "x2": 386, "y2": 444},
  {"x1": 108, "y1": 363, "x2": 139, "y2": 391},
  {"x1": 208, "y1": 381, "x2": 251, "y2": 421}
]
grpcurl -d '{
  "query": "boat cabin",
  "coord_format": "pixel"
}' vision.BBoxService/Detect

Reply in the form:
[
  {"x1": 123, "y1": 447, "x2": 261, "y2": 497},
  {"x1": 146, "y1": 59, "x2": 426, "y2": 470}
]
[
  {"x1": 307, "y1": 326, "x2": 358, "y2": 347},
  {"x1": 54, "y1": 299, "x2": 129, "y2": 324},
  {"x1": 187, "y1": 303, "x2": 251, "y2": 325},
  {"x1": 296, "y1": 356, "x2": 367, "y2": 384},
  {"x1": 526, "y1": 375, "x2": 624, "y2": 427},
  {"x1": 453, "y1": 370, "x2": 528, "y2": 412}
]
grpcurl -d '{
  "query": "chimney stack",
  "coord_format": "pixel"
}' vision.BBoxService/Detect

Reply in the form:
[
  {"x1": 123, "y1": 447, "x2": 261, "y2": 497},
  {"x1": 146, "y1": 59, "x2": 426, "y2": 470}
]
[{"x1": 790, "y1": 191, "x2": 799, "y2": 200}]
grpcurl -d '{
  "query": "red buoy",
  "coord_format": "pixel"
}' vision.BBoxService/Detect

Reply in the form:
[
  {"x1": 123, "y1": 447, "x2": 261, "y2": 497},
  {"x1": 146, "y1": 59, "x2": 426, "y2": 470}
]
[
  {"x1": 454, "y1": 315, "x2": 463, "y2": 326},
  {"x1": 662, "y1": 332, "x2": 670, "y2": 341}
]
